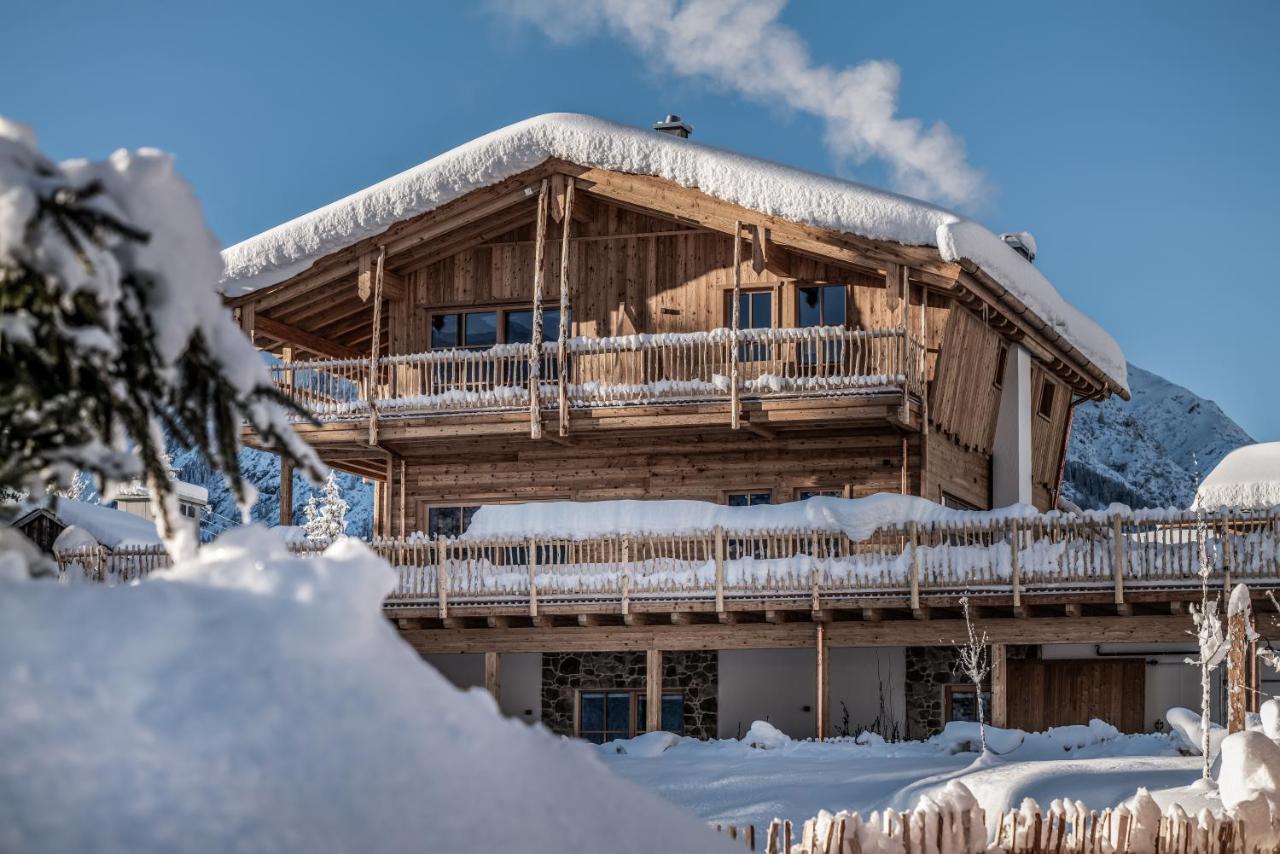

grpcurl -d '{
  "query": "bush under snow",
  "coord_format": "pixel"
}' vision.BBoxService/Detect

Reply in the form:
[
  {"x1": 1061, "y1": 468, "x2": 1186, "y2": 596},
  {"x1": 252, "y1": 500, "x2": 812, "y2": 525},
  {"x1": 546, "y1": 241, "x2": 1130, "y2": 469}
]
[{"x1": 0, "y1": 527, "x2": 729, "y2": 854}]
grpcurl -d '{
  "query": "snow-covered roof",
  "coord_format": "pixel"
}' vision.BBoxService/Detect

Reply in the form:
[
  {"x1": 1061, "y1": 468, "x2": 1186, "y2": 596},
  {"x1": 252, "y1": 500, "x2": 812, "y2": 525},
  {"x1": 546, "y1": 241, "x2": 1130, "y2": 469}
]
[
  {"x1": 220, "y1": 113, "x2": 1127, "y2": 393},
  {"x1": 1193, "y1": 442, "x2": 1280, "y2": 511},
  {"x1": 461, "y1": 494, "x2": 1040, "y2": 541},
  {"x1": 52, "y1": 499, "x2": 163, "y2": 548},
  {"x1": 115, "y1": 478, "x2": 209, "y2": 505}
]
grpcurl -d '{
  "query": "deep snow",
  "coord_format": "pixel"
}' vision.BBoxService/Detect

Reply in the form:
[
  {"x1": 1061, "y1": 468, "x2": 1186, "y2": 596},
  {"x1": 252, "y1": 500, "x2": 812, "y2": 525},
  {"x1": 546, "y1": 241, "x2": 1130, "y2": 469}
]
[{"x1": 0, "y1": 527, "x2": 729, "y2": 854}]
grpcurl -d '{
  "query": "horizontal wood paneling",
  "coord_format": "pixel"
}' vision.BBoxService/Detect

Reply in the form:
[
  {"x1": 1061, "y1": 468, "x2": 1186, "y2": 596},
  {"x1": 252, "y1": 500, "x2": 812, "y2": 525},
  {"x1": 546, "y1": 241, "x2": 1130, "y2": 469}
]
[{"x1": 924, "y1": 432, "x2": 990, "y2": 510}]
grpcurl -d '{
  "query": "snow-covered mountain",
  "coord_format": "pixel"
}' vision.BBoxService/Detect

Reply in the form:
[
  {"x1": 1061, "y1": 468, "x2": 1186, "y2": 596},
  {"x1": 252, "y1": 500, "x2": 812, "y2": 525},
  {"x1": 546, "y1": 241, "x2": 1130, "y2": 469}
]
[
  {"x1": 1063, "y1": 363, "x2": 1253, "y2": 510},
  {"x1": 171, "y1": 446, "x2": 373, "y2": 540}
]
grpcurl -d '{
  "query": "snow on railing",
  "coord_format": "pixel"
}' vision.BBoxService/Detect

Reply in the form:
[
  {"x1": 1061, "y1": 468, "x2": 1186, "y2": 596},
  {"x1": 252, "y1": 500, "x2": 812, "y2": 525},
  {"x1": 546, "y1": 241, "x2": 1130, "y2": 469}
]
[
  {"x1": 55, "y1": 509, "x2": 1280, "y2": 613},
  {"x1": 267, "y1": 326, "x2": 924, "y2": 421}
]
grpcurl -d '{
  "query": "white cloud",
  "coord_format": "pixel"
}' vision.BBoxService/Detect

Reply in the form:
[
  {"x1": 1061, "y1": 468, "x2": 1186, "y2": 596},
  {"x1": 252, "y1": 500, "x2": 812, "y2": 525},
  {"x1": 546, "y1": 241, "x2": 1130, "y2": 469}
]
[{"x1": 496, "y1": 0, "x2": 988, "y2": 208}]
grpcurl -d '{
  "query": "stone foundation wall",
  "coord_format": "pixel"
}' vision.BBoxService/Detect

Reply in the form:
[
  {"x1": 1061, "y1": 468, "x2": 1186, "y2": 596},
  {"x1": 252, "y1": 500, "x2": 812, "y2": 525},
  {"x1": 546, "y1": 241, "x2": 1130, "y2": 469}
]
[
  {"x1": 903, "y1": 645, "x2": 1036, "y2": 739},
  {"x1": 541, "y1": 651, "x2": 717, "y2": 739}
]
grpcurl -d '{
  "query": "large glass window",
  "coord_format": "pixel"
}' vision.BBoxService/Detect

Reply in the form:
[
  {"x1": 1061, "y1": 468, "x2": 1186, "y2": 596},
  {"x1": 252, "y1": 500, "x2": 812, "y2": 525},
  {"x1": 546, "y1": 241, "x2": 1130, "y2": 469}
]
[
  {"x1": 577, "y1": 690, "x2": 684, "y2": 743},
  {"x1": 797, "y1": 285, "x2": 846, "y2": 327},
  {"x1": 726, "y1": 290, "x2": 774, "y2": 362},
  {"x1": 427, "y1": 505, "x2": 479, "y2": 538},
  {"x1": 504, "y1": 308, "x2": 562, "y2": 345}
]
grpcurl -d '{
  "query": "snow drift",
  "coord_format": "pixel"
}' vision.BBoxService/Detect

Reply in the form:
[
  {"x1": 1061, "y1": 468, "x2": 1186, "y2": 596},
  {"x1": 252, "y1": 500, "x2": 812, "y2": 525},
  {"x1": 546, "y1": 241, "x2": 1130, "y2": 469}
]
[
  {"x1": 1194, "y1": 442, "x2": 1280, "y2": 511},
  {"x1": 0, "y1": 527, "x2": 728, "y2": 854}
]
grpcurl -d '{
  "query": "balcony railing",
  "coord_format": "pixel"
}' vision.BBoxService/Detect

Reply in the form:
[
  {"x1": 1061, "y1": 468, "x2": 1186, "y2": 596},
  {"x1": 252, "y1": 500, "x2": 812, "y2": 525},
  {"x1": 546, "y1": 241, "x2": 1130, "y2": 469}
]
[
  {"x1": 54, "y1": 509, "x2": 1280, "y2": 614},
  {"x1": 269, "y1": 326, "x2": 926, "y2": 422}
]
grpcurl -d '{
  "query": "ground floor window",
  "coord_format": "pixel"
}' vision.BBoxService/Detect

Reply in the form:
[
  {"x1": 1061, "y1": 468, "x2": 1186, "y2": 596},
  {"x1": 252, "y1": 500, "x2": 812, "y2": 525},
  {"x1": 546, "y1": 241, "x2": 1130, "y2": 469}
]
[
  {"x1": 944, "y1": 683, "x2": 991, "y2": 724},
  {"x1": 795, "y1": 488, "x2": 843, "y2": 501},
  {"x1": 577, "y1": 689, "x2": 684, "y2": 743},
  {"x1": 725, "y1": 491, "x2": 772, "y2": 507},
  {"x1": 427, "y1": 505, "x2": 479, "y2": 538}
]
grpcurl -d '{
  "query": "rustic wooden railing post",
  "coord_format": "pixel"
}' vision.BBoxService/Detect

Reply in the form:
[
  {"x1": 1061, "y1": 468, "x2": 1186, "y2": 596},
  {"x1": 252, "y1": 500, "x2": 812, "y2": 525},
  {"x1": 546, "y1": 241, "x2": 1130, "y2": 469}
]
[
  {"x1": 436, "y1": 538, "x2": 448, "y2": 618},
  {"x1": 527, "y1": 537, "x2": 539, "y2": 617},
  {"x1": 621, "y1": 572, "x2": 630, "y2": 617},
  {"x1": 557, "y1": 178, "x2": 574, "y2": 437},
  {"x1": 529, "y1": 179, "x2": 549, "y2": 440},
  {"x1": 714, "y1": 526, "x2": 726, "y2": 613},
  {"x1": 1228, "y1": 594, "x2": 1251, "y2": 733},
  {"x1": 1010, "y1": 520, "x2": 1022, "y2": 608},
  {"x1": 730, "y1": 220, "x2": 742, "y2": 430},
  {"x1": 1111, "y1": 516, "x2": 1126, "y2": 605},
  {"x1": 908, "y1": 522, "x2": 921, "y2": 611}
]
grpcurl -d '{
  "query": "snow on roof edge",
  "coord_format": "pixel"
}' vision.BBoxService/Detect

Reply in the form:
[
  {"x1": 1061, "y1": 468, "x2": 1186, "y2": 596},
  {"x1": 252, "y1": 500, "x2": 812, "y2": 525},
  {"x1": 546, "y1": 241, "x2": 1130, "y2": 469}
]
[
  {"x1": 220, "y1": 113, "x2": 1126, "y2": 392},
  {"x1": 1193, "y1": 442, "x2": 1280, "y2": 512}
]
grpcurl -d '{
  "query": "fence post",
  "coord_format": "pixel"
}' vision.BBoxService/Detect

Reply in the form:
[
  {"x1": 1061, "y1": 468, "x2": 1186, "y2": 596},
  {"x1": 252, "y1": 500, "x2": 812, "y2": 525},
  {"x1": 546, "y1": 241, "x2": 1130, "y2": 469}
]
[
  {"x1": 527, "y1": 537, "x2": 539, "y2": 618},
  {"x1": 1111, "y1": 516, "x2": 1126, "y2": 605},
  {"x1": 1010, "y1": 520, "x2": 1021, "y2": 608},
  {"x1": 436, "y1": 538, "x2": 449, "y2": 619},
  {"x1": 908, "y1": 522, "x2": 920, "y2": 611},
  {"x1": 714, "y1": 527, "x2": 726, "y2": 613},
  {"x1": 621, "y1": 573, "x2": 630, "y2": 616}
]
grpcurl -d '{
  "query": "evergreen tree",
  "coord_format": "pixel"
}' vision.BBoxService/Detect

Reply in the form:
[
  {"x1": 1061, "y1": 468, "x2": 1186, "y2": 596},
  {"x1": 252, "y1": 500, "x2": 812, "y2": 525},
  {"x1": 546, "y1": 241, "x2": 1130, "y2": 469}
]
[
  {"x1": 0, "y1": 117, "x2": 322, "y2": 547},
  {"x1": 303, "y1": 472, "x2": 348, "y2": 542}
]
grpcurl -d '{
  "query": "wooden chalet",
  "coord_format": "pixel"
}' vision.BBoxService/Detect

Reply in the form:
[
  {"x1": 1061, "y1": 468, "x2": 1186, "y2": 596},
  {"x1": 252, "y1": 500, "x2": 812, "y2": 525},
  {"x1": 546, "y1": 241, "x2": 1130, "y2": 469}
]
[{"x1": 221, "y1": 114, "x2": 1254, "y2": 743}]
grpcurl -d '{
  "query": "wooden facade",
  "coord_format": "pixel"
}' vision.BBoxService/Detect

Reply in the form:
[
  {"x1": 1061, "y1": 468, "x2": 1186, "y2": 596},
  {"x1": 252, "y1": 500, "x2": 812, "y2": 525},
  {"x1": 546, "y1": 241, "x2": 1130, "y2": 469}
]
[
  {"x1": 226, "y1": 133, "x2": 1143, "y2": 738},
  {"x1": 232, "y1": 160, "x2": 1121, "y2": 532}
]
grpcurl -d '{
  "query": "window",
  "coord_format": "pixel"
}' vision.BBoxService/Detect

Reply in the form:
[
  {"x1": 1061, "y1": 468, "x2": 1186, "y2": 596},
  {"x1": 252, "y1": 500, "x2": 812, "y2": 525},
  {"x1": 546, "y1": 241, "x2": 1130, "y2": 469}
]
[
  {"x1": 993, "y1": 346, "x2": 1008, "y2": 389},
  {"x1": 726, "y1": 289, "x2": 774, "y2": 361},
  {"x1": 795, "y1": 488, "x2": 842, "y2": 501},
  {"x1": 725, "y1": 491, "x2": 772, "y2": 507},
  {"x1": 797, "y1": 285, "x2": 846, "y2": 328},
  {"x1": 430, "y1": 307, "x2": 563, "y2": 350},
  {"x1": 427, "y1": 505, "x2": 479, "y2": 538},
  {"x1": 1037, "y1": 381, "x2": 1057, "y2": 420},
  {"x1": 577, "y1": 689, "x2": 684, "y2": 743},
  {"x1": 945, "y1": 684, "x2": 991, "y2": 724},
  {"x1": 940, "y1": 492, "x2": 981, "y2": 511}
]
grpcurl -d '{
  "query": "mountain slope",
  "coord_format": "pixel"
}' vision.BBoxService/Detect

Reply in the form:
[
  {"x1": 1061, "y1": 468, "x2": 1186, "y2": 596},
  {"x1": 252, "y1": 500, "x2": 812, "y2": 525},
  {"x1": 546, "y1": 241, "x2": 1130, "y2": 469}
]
[{"x1": 1063, "y1": 363, "x2": 1253, "y2": 510}]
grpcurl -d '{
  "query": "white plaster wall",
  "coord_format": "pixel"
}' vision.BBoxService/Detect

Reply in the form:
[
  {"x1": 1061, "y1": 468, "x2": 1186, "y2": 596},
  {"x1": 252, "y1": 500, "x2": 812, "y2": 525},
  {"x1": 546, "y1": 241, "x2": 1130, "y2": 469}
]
[
  {"x1": 421, "y1": 653, "x2": 542, "y2": 724},
  {"x1": 1041, "y1": 643, "x2": 1220, "y2": 732},
  {"x1": 992, "y1": 343, "x2": 1032, "y2": 507},
  {"x1": 717, "y1": 648, "x2": 906, "y2": 740}
]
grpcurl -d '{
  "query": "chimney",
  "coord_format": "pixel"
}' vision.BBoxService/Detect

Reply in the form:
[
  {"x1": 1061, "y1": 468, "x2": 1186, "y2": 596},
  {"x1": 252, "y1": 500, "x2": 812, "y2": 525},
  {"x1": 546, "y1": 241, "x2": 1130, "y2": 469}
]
[
  {"x1": 653, "y1": 114, "x2": 693, "y2": 139},
  {"x1": 1000, "y1": 231, "x2": 1037, "y2": 263}
]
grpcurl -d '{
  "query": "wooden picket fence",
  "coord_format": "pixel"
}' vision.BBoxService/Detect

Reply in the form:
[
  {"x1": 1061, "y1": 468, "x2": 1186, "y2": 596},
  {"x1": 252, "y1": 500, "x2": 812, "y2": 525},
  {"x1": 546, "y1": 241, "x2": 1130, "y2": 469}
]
[{"x1": 714, "y1": 798, "x2": 1266, "y2": 854}]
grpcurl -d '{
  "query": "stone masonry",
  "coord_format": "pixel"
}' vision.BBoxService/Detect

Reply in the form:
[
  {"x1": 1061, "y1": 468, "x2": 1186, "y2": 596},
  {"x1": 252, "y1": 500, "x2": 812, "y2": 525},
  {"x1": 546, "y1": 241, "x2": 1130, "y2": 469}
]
[{"x1": 541, "y1": 651, "x2": 717, "y2": 739}]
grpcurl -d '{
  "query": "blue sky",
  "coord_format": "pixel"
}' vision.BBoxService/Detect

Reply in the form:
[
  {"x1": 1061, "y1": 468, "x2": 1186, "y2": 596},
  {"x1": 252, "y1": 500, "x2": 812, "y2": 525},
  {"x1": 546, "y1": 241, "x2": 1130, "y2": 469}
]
[{"x1": 7, "y1": 1, "x2": 1279, "y2": 438}]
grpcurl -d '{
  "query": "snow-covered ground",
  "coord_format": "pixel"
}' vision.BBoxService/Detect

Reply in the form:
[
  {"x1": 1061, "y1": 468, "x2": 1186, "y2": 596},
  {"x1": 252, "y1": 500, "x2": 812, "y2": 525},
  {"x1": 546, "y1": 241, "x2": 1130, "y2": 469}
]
[
  {"x1": 597, "y1": 721, "x2": 1203, "y2": 833},
  {"x1": 0, "y1": 528, "x2": 728, "y2": 854}
]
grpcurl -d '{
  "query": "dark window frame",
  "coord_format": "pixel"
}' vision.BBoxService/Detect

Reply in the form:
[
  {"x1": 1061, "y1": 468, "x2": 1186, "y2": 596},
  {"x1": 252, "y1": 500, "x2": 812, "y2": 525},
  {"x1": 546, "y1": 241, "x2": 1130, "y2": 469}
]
[
  {"x1": 944, "y1": 683, "x2": 991, "y2": 725},
  {"x1": 575, "y1": 688, "x2": 684, "y2": 743},
  {"x1": 426, "y1": 304, "x2": 565, "y2": 351},
  {"x1": 1037, "y1": 380, "x2": 1057, "y2": 420},
  {"x1": 993, "y1": 345, "x2": 1009, "y2": 390},
  {"x1": 796, "y1": 283, "x2": 848, "y2": 329}
]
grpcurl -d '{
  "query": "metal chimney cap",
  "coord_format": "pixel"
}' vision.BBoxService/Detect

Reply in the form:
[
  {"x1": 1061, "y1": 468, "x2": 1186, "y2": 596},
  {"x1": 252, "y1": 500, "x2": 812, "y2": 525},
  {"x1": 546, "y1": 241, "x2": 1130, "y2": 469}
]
[{"x1": 653, "y1": 115, "x2": 693, "y2": 138}]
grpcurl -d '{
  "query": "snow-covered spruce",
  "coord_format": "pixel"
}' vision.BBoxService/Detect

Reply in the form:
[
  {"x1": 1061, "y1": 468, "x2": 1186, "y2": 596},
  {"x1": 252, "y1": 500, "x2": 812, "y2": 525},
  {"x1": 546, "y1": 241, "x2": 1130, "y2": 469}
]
[
  {"x1": 0, "y1": 527, "x2": 728, "y2": 854},
  {"x1": 220, "y1": 113, "x2": 1126, "y2": 392},
  {"x1": 0, "y1": 117, "x2": 321, "y2": 550},
  {"x1": 303, "y1": 470, "x2": 349, "y2": 541}
]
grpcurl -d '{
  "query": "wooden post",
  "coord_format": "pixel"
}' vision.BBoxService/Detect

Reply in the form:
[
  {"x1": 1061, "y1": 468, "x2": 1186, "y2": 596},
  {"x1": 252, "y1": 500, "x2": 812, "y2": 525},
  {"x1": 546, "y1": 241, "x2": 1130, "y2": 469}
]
[
  {"x1": 398, "y1": 457, "x2": 406, "y2": 538},
  {"x1": 527, "y1": 537, "x2": 539, "y2": 617},
  {"x1": 730, "y1": 220, "x2": 742, "y2": 431},
  {"x1": 1250, "y1": 638, "x2": 1261, "y2": 714},
  {"x1": 368, "y1": 245, "x2": 386, "y2": 446},
  {"x1": 529, "y1": 178, "x2": 550, "y2": 440},
  {"x1": 384, "y1": 455, "x2": 394, "y2": 540},
  {"x1": 278, "y1": 457, "x2": 293, "y2": 527},
  {"x1": 815, "y1": 622, "x2": 829, "y2": 741},
  {"x1": 991, "y1": 642, "x2": 1008, "y2": 729},
  {"x1": 1111, "y1": 517, "x2": 1126, "y2": 605},
  {"x1": 908, "y1": 522, "x2": 921, "y2": 611},
  {"x1": 1010, "y1": 520, "x2": 1021, "y2": 608},
  {"x1": 1228, "y1": 597, "x2": 1251, "y2": 733},
  {"x1": 714, "y1": 526, "x2": 726, "y2": 613},
  {"x1": 558, "y1": 178, "x2": 575, "y2": 437},
  {"x1": 436, "y1": 538, "x2": 448, "y2": 618},
  {"x1": 484, "y1": 651, "x2": 501, "y2": 704},
  {"x1": 645, "y1": 649, "x2": 662, "y2": 733}
]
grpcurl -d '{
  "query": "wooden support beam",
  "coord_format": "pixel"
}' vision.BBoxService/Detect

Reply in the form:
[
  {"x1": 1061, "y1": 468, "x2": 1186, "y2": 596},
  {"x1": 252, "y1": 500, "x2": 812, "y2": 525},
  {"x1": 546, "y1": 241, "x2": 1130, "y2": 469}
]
[
  {"x1": 486, "y1": 616, "x2": 510, "y2": 629},
  {"x1": 484, "y1": 651, "x2": 501, "y2": 704},
  {"x1": 670, "y1": 612, "x2": 695, "y2": 626},
  {"x1": 1228, "y1": 601, "x2": 1250, "y2": 733},
  {"x1": 645, "y1": 649, "x2": 662, "y2": 733},
  {"x1": 991, "y1": 642, "x2": 1008, "y2": 729},
  {"x1": 278, "y1": 457, "x2": 293, "y2": 527},
  {"x1": 358, "y1": 253, "x2": 405, "y2": 301},
  {"x1": 730, "y1": 221, "x2": 742, "y2": 431},
  {"x1": 401, "y1": 615, "x2": 1199, "y2": 655},
  {"x1": 529, "y1": 178, "x2": 549, "y2": 440},
  {"x1": 253, "y1": 315, "x2": 361, "y2": 359},
  {"x1": 816, "y1": 622, "x2": 829, "y2": 741},
  {"x1": 1065, "y1": 603, "x2": 1084, "y2": 618},
  {"x1": 861, "y1": 608, "x2": 884, "y2": 623}
]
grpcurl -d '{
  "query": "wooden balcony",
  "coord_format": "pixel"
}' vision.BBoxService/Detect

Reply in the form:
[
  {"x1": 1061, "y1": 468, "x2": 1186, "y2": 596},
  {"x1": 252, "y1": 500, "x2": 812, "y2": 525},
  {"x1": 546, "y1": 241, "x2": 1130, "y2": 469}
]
[
  {"x1": 56, "y1": 509, "x2": 1280, "y2": 627},
  {"x1": 268, "y1": 326, "x2": 926, "y2": 429}
]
